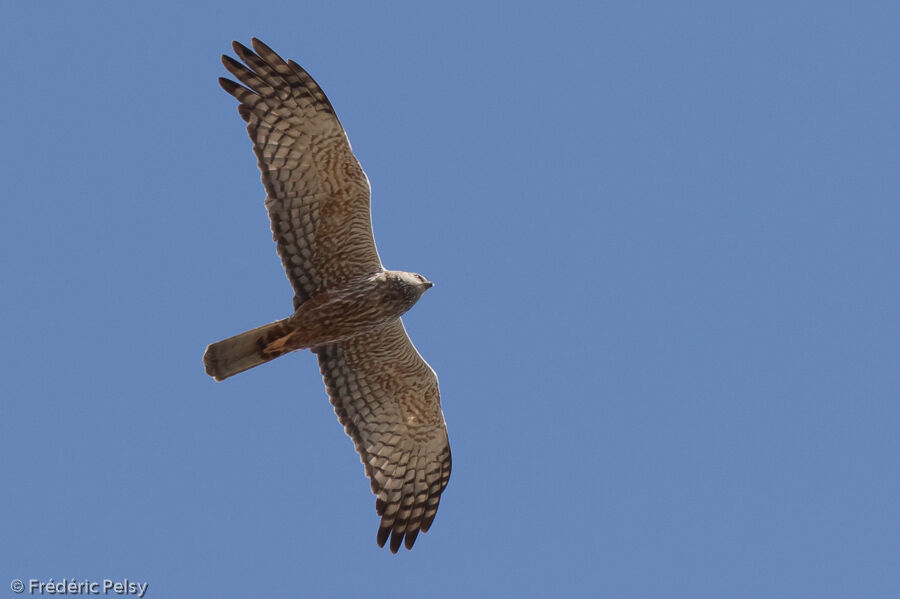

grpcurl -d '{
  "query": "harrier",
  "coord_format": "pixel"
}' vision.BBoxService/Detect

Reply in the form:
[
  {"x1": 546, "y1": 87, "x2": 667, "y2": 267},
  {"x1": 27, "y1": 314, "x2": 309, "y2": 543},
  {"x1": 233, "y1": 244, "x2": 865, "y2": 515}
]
[{"x1": 203, "y1": 39, "x2": 451, "y2": 553}]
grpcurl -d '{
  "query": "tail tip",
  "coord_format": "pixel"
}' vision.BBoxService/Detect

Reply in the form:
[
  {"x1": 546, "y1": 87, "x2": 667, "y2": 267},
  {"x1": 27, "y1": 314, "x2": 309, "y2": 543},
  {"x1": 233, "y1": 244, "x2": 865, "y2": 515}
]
[{"x1": 203, "y1": 345, "x2": 226, "y2": 382}]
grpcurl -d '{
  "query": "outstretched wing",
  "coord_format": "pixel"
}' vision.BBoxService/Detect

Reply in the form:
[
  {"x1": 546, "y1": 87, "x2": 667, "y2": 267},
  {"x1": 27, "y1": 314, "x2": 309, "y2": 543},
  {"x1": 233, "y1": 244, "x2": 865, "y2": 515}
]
[
  {"x1": 220, "y1": 38, "x2": 382, "y2": 306},
  {"x1": 315, "y1": 320, "x2": 452, "y2": 552}
]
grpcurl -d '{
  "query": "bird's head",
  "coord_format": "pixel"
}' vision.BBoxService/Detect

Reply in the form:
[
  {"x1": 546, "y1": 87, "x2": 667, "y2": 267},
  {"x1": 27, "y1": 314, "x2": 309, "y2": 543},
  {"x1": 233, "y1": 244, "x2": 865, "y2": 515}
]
[
  {"x1": 414, "y1": 273, "x2": 434, "y2": 290},
  {"x1": 374, "y1": 271, "x2": 434, "y2": 314},
  {"x1": 385, "y1": 271, "x2": 434, "y2": 305},
  {"x1": 397, "y1": 271, "x2": 433, "y2": 291}
]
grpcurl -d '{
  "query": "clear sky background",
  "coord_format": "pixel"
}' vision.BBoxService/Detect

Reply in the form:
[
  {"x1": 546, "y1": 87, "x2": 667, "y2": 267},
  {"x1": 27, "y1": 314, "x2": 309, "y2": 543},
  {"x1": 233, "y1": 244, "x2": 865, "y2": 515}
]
[{"x1": 2, "y1": 2, "x2": 898, "y2": 597}]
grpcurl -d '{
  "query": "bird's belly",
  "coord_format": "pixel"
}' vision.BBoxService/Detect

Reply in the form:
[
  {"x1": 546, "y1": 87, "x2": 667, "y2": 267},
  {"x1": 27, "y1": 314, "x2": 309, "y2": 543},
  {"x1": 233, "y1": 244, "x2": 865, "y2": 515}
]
[{"x1": 283, "y1": 288, "x2": 403, "y2": 348}]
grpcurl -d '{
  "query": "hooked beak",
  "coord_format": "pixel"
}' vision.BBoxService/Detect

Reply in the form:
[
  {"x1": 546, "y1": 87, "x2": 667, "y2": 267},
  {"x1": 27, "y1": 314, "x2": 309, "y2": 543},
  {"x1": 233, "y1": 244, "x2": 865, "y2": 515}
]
[{"x1": 424, "y1": 280, "x2": 434, "y2": 289}]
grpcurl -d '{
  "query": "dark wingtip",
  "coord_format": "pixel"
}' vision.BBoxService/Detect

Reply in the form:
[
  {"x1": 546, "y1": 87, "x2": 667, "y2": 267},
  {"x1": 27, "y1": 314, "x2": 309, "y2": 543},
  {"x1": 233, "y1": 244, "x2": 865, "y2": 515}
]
[
  {"x1": 218, "y1": 77, "x2": 239, "y2": 93},
  {"x1": 389, "y1": 530, "x2": 403, "y2": 554},
  {"x1": 251, "y1": 37, "x2": 279, "y2": 60},
  {"x1": 404, "y1": 529, "x2": 419, "y2": 550},
  {"x1": 376, "y1": 526, "x2": 390, "y2": 548},
  {"x1": 221, "y1": 54, "x2": 242, "y2": 73},
  {"x1": 231, "y1": 40, "x2": 252, "y2": 55},
  {"x1": 421, "y1": 513, "x2": 436, "y2": 532}
]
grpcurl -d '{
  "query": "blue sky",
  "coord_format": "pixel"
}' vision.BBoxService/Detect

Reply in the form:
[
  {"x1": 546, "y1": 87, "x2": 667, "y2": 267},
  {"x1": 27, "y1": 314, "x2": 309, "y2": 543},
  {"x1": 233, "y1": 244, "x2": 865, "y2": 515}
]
[{"x1": 2, "y1": 2, "x2": 899, "y2": 597}]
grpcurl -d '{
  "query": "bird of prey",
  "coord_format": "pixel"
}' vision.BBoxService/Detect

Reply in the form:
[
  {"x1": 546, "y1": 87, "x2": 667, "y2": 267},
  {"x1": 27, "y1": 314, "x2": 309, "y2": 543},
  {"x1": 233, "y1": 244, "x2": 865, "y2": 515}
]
[{"x1": 203, "y1": 38, "x2": 451, "y2": 553}]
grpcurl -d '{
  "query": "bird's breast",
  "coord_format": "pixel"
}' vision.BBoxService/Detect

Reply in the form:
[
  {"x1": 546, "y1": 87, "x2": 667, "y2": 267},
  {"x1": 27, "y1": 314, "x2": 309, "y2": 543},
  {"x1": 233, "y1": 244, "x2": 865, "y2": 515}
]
[{"x1": 285, "y1": 281, "x2": 415, "y2": 348}]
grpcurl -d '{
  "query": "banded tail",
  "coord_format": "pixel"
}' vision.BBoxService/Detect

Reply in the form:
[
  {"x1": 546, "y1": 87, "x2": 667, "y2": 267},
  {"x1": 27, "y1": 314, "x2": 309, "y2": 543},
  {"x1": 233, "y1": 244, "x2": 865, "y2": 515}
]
[{"x1": 204, "y1": 318, "x2": 297, "y2": 381}]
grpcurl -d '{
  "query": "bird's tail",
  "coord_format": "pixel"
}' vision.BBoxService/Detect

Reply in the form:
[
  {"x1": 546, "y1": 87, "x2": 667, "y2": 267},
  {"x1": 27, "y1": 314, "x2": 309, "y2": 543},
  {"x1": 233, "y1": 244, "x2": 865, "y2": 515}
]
[{"x1": 203, "y1": 318, "x2": 297, "y2": 381}]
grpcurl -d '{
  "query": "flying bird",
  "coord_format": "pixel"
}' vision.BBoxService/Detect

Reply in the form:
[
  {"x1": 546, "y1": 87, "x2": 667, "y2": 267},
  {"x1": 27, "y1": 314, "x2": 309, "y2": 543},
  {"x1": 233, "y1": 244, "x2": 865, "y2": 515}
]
[{"x1": 204, "y1": 38, "x2": 451, "y2": 553}]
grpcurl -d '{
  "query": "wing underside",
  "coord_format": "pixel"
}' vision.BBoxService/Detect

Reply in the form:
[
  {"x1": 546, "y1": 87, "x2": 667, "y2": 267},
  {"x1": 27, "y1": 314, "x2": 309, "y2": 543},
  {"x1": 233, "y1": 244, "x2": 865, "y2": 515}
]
[
  {"x1": 220, "y1": 38, "x2": 383, "y2": 305},
  {"x1": 315, "y1": 319, "x2": 451, "y2": 552}
]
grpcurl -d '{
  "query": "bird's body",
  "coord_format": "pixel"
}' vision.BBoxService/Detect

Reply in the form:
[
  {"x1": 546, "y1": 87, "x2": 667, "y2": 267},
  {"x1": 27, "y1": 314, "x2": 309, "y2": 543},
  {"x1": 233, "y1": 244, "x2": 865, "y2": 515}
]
[
  {"x1": 204, "y1": 39, "x2": 451, "y2": 553},
  {"x1": 204, "y1": 270, "x2": 432, "y2": 381}
]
